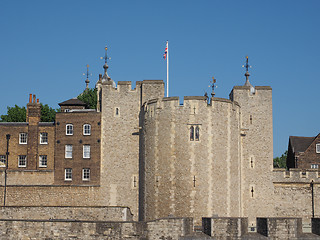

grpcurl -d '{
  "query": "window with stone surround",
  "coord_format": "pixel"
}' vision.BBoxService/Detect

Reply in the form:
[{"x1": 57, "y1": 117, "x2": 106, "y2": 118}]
[
  {"x1": 83, "y1": 145, "x2": 90, "y2": 159},
  {"x1": 0, "y1": 155, "x2": 6, "y2": 167},
  {"x1": 83, "y1": 124, "x2": 91, "y2": 135},
  {"x1": 65, "y1": 145, "x2": 73, "y2": 158},
  {"x1": 189, "y1": 125, "x2": 200, "y2": 141},
  {"x1": 82, "y1": 168, "x2": 90, "y2": 181},
  {"x1": 66, "y1": 124, "x2": 73, "y2": 135},
  {"x1": 40, "y1": 132, "x2": 48, "y2": 144},
  {"x1": 39, "y1": 155, "x2": 47, "y2": 167},
  {"x1": 65, "y1": 168, "x2": 72, "y2": 181},
  {"x1": 19, "y1": 133, "x2": 27, "y2": 144},
  {"x1": 18, "y1": 155, "x2": 27, "y2": 167},
  {"x1": 316, "y1": 143, "x2": 320, "y2": 153},
  {"x1": 115, "y1": 107, "x2": 120, "y2": 116}
]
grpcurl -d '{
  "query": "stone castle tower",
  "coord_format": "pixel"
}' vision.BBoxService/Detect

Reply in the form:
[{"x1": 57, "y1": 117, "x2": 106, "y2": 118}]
[{"x1": 96, "y1": 50, "x2": 273, "y2": 225}]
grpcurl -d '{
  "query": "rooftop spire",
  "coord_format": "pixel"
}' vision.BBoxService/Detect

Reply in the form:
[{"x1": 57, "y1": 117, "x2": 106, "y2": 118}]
[
  {"x1": 101, "y1": 44, "x2": 112, "y2": 81},
  {"x1": 83, "y1": 64, "x2": 91, "y2": 89}
]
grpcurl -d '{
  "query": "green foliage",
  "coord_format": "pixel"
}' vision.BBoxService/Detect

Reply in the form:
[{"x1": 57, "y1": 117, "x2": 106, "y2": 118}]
[
  {"x1": 40, "y1": 104, "x2": 57, "y2": 122},
  {"x1": 0, "y1": 104, "x2": 59, "y2": 122},
  {"x1": 0, "y1": 105, "x2": 26, "y2": 122},
  {"x1": 77, "y1": 88, "x2": 97, "y2": 109},
  {"x1": 273, "y1": 151, "x2": 288, "y2": 168}
]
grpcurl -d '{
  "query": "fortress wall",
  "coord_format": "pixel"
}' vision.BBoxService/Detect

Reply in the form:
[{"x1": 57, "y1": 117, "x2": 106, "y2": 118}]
[
  {"x1": 142, "y1": 97, "x2": 241, "y2": 225},
  {"x1": 0, "y1": 206, "x2": 132, "y2": 221},
  {"x1": 0, "y1": 171, "x2": 54, "y2": 185},
  {"x1": 231, "y1": 86, "x2": 274, "y2": 226},
  {"x1": 0, "y1": 186, "x2": 107, "y2": 207},
  {"x1": 273, "y1": 169, "x2": 320, "y2": 220}
]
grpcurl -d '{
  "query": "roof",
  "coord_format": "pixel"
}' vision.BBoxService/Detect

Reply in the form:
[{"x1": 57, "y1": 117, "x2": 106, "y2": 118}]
[
  {"x1": 289, "y1": 136, "x2": 315, "y2": 153},
  {"x1": 58, "y1": 98, "x2": 86, "y2": 107}
]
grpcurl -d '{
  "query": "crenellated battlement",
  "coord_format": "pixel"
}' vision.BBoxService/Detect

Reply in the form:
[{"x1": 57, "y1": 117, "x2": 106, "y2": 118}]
[{"x1": 273, "y1": 168, "x2": 320, "y2": 183}]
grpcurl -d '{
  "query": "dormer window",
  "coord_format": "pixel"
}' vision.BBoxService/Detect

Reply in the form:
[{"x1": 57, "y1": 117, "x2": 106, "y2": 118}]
[
  {"x1": 66, "y1": 124, "x2": 73, "y2": 135},
  {"x1": 316, "y1": 143, "x2": 320, "y2": 153},
  {"x1": 65, "y1": 109, "x2": 70, "y2": 112}
]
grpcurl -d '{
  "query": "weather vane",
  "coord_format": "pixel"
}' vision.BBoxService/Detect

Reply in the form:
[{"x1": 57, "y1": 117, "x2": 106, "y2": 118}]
[
  {"x1": 209, "y1": 76, "x2": 217, "y2": 97},
  {"x1": 242, "y1": 56, "x2": 251, "y2": 72},
  {"x1": 101, "y1": 45, "x2": 111, "y2": 64},
  {"x1": 83, "y1": 64, "x2": 92, "y2": 89}
]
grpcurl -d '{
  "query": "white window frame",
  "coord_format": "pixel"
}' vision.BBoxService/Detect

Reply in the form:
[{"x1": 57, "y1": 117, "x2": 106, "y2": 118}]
[
  {"x1": 65, "y1": 145, "x2": 73, "y2": 158},
  {"x1": 316, "y1": 143, "x2": 320, "y2": 153},
  {"x1": 40, "y1": 132, "x2": 48, "y2": 144},
  {"x1": 311, "y1": 164, "x2": 319, "y2": 169},
  {"x1": 19, "y1": 133, "x2": 28, "y2": 144},
  {"x1": 82, "y1": 168, "x2": 90, "y2": 181},
  {"x1": 65, "y1": 168, "x2": 72, "y2": 181},
  {"x1": 39, "y1": 155, "x2": 47, "y2": 167},
  {"x1": 83, "y1": 145, "x2": 90, "y2": 159},
  {"x1": 18, "y1": 155, "x2": 27, "y2": 167},
  {"x1": 66, "y1": 124, "x2": 73, "y2": 135},
  {"x1": 0, "y1": 155, "x2": 6, "y2": 167},
  {"x1": 64, "y1": 109, "x2": 70, "y2": 112},
  {"x1": 83, "y1": 124, "x2": 91, "y2": 135}
]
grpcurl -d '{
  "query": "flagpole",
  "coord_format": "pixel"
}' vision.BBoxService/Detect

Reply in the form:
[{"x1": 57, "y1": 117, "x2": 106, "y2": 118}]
[{"x1": 167, "y1": 41, "x2": 169, "y2": 97}]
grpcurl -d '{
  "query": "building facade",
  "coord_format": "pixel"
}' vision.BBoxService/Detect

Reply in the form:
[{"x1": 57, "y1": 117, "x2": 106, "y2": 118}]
[{"x1": 0, "y1": 52, "x2": 319, "y2": 230}]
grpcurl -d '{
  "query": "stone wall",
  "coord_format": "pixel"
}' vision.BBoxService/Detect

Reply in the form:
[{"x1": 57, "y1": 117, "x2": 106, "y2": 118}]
[
  {"x1": 0, "y1": 217, "x2": 192, "y2": 240},
  {"x1": 0, "y1": 206, "x2": 132, "y2": 221}
]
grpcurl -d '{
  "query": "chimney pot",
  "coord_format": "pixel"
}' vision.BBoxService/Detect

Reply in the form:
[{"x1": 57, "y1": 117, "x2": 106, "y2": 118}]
[
  {"x1": 33, "y1": 95, "x2": 36, "y2": 103},
  {"x1": 37, "y1": 99, "x2": 39, "y2": 103},
  {"x1": 29, "y1": 94, "x2": 32, "y2": 103}
]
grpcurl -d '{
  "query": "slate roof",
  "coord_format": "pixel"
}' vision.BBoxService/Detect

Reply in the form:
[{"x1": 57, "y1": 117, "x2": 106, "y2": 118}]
[
  {"x1": 58, "y1": 98, "x2": 86, "y2": 106},
  {"x1": 289, "y1": 136, "x2": 315, "y2": 153}
]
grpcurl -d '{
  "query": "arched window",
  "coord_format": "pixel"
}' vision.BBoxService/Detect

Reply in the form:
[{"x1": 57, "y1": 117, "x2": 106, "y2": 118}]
[
  {"x1": 190, "y1": 126, "x2": 194, "y2": 141},
  {"x1": 195, "y1": 126, "x2": 200, "y2": 141},
  {"x1": 83, "y1": 124, "x2": 91, "y2": 135},
  {"x1": 66, "y1": 124, "x2": 73, "y2": 135}
]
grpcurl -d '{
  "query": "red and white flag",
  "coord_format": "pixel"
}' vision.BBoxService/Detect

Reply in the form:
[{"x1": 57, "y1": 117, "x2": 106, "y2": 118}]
[{"x1": 163, "y1": 41, "x2": 168, "y2": 60}]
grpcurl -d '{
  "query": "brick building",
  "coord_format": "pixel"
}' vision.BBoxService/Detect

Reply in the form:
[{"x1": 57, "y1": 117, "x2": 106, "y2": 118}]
[{"x1": 287, "y1": 134, "x2": 320, "y2": 169}]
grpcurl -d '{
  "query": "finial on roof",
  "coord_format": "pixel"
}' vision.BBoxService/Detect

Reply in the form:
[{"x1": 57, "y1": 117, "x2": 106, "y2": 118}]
[
  {"x1": 100, "y1": 44, "x2": 112, "y2": 82},
  {"x1": 83, "y1": 64, "x2": 91, "y2": 89},
  {"x1": 210, "y1": 76, "x2": 217, "y2": 98}
]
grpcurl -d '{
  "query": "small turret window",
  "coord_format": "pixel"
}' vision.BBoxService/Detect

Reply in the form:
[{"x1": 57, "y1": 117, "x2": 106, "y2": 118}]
[
  {"x1": 189, "y1": 125, "x2": 200, "y2": 141},
  {"x1": 195, "y1": 126, "x2": 200, "y2": 141}
]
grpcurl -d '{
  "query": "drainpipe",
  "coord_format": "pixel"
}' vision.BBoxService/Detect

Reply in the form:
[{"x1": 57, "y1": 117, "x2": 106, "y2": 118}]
[
  {"x1": 311, "y1": 180, "x2": 314, "y2": 218},
  {"x1": 4, "y1": 134, "x2": 10, "y2": 207}
]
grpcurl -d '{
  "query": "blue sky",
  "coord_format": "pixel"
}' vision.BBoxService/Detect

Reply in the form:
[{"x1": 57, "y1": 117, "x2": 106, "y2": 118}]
[{"x1": 0, "y1": 0, "x2": 319, "y2": 157}]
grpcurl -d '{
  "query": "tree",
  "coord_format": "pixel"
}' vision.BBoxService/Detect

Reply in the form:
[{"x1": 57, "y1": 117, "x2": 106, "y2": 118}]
[
  {"x1": 0, "y1": 104, "x2": 59, "y2": 122},
  {"x1": 40, "y1": 104, "x2": 58, "y2": 122},
  {"x1": 0, "y1": 105, "x2": 26, "y2": 122},
  {"x1": 77, "y1": 88, "x2": 97, "y2": 109},
  {"x1": 273, "y1": 151, "x2": 288, "y2": 168}
]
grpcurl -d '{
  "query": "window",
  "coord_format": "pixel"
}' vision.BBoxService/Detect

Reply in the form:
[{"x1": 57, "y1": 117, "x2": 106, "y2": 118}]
[
  {"x1": 82, "y1": 168, "x2": 90, "y2": 181},
  {"x1": 66, "y1": 124, "x2": 73, "y2": 135},
  {"x1": 0, "y1": 155, "x2": 6, "y2": 167},
  {"x1": 40, "y1": 132, "x2": 48, "y2": 144},
  {"x1": 115, "y1": 107, "x2": 120, "y2": 116},
  {"x1": 18, "y1": 155, "x2": 27, "y2": 167},
  {"x1": 83, "y1": 145, "x2": 90, "y2": 158},
  {"x1": 19, "y1": 133, "x2": 27, "y2": 144},
  {"x1": 65, "y1": 145, "x2": 73, "y2": 158},
  {"x1": 316, "y1": 143, "x2": 320, "y2": 153},
  {"x1": 39, "y1": 155, "x2": 47, "y2": 167},
  {"x1": 190, "y1": 125, "x2": 200, "y2": 141},
  {"x1": 65, "y1": 168, "x2": 72, "y2": 181},
  {"x1": 83, "y1": 124, "x2": 91, "y2": 135},
  {"x1": 311, "y1": 164, "x2": 319, "y2": 169},
  {"x1": 64, "y1": 109, "x2": 70, "y2": 112},
  {"x1": 190, "y1": 126, "x2": 194, "y2": 141}
]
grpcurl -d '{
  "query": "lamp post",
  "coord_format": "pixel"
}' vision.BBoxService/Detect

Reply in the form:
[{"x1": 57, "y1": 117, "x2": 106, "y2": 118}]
[
  {"x1": 311, "y1": 180, "x2": 314, "y2": 218},
  {"x1": 4, "y1": 134, "x2": 10, "y2": 207}
]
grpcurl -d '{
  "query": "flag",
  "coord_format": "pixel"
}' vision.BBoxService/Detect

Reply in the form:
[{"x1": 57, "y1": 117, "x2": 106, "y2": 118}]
[{"x1": 163, "y1": 41, "x2": 168, "y2": 60}]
